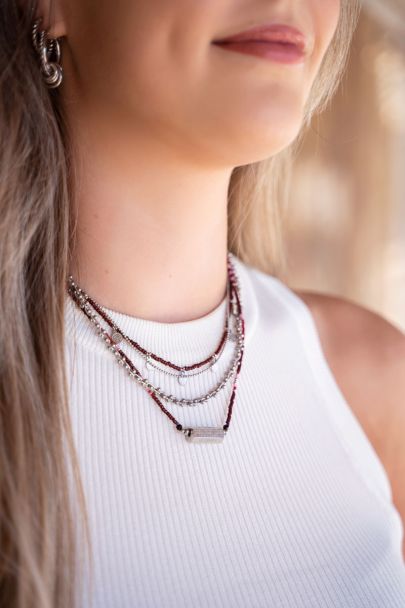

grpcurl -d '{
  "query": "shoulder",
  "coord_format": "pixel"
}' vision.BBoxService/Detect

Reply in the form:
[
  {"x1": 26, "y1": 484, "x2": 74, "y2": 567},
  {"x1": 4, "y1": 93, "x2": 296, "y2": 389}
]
[
  {"x1": 293, "y1": 289, "x2": 405, "y2": 555},
  {"x1": 293, "y1": 290, "x2": 405, "y2": 382},
  {"x1": 292, "y1": 289, "x2": 405, "y2": 453}
]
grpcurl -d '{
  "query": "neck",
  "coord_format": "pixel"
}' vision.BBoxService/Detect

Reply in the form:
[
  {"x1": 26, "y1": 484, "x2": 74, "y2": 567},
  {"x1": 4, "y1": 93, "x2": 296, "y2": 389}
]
[{"x1": 67, "y1": 109, "x2": 233, "y2": 323}]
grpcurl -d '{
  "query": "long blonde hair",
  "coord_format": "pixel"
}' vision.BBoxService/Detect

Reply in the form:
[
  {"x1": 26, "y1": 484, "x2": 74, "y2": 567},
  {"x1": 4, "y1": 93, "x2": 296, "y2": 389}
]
[{"x1": 0, "y1": 1, "x2": 360, "y2": 606}]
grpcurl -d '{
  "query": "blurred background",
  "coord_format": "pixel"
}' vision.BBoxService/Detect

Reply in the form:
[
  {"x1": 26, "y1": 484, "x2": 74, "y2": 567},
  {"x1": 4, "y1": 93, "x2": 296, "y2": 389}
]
[{"x1": 284, "y1": 0, "x2": 405, "y2": 331}]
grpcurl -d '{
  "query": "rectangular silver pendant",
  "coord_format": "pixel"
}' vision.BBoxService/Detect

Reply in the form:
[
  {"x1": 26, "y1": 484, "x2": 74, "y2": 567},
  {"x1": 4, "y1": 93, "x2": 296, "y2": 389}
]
[{"x1": 184, "y1": 427, "x2": 226, "y2": 444}]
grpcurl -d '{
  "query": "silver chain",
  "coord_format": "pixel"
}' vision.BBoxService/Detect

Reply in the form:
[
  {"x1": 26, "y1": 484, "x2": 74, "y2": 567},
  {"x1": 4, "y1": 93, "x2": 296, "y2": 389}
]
[
  {"x1": 90, "y1": 270, "x2": 238, "y2": 381},
  {"x1": 66, "y1": 254, "x2": 245, "y2": 407},
  {"x1": 68, "y1": 291, "x2": 244, "y2": 406}
]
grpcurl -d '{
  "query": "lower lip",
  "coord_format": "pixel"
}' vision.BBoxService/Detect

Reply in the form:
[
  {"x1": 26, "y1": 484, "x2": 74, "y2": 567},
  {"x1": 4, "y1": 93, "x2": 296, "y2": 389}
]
[{"x1": 213, "y1": 40, "x2": 306, "y2": 64}]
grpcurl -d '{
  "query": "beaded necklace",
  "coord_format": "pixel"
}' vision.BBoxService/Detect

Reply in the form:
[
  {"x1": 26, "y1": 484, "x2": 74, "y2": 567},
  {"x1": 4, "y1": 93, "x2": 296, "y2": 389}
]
[{"x1": 67, "y1": 252, "x2": 245, "y2": 443}]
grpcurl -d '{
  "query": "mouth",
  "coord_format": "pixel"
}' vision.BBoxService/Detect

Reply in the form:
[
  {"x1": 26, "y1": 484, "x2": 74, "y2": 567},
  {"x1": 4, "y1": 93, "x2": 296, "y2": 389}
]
[{"x1": 212, "y1": 23, "x2": 308, "y2": 65}]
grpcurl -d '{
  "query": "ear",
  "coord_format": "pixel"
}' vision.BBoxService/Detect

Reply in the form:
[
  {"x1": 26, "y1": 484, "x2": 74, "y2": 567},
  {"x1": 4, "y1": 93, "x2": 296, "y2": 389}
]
[{"x1": 31, "y1": 0, "x2": 67, "y2": 38}]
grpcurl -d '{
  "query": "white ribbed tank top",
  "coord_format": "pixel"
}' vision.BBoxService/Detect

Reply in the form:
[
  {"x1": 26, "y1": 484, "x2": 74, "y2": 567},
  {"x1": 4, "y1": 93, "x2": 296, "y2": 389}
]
[{"x1": 64, "y1": 252, "x2": 405, "y2": 608}]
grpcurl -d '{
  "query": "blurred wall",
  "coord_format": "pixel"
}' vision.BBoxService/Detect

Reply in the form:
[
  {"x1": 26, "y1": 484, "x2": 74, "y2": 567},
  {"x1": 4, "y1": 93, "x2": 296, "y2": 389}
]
[{"x1": 284, "y1": 5, "x2": 405, "y2": 331}]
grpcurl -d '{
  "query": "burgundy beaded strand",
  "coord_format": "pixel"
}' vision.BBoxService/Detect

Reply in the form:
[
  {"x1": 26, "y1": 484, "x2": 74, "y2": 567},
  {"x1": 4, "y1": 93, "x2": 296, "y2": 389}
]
[
  {"x1": 66, "y1": 253, "x2": 245, "y2": 443},
  {"x1": 82, "y1": 258, "x2": 238, "y2": 374}
]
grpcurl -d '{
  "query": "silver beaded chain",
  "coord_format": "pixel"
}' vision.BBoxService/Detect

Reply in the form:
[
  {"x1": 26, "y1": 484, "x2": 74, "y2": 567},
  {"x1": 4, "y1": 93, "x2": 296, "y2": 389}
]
[
  {"x1": 66, "y1": 255, "x2": 245, "y2": 407},
  {"x1": 92, "y1": 271, "x2": 236, "y2": 382},
  {"x1": 66, "y1": 287, "x2": 244, "y2": 407}
]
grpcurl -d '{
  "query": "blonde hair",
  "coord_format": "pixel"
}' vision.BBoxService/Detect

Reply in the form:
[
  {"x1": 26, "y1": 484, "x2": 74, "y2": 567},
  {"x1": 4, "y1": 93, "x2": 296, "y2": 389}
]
[
  {"x1": 0, "y1": 1, "x2": 360, "y2": 606},
  {"x1": 228, "y1": 0, "x2": 361, "y2": 277}
]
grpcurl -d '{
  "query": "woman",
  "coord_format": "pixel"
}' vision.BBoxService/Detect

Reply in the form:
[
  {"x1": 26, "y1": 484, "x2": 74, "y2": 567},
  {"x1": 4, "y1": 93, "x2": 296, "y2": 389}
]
[{"x1": 1, "y1": 0, "x2": 404, "y2": 607}]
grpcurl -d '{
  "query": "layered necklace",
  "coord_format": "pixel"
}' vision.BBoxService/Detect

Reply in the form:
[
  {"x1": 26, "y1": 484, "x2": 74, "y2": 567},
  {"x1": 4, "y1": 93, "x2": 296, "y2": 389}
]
[{"x1": 66, "y1": 252, "x2": 245, "y2": 444}]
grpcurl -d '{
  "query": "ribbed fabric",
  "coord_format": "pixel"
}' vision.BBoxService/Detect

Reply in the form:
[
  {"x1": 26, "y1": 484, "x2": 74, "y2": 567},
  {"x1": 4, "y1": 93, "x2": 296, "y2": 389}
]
[{"x1": 64, "y1": 252, "x2": 405, "y2": 608}]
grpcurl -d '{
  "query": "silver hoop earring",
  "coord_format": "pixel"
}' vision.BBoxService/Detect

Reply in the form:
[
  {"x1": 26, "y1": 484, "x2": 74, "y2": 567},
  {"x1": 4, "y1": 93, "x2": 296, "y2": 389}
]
[{"x1": 31, "y1": 17, "x2": 63, "y2": 89}]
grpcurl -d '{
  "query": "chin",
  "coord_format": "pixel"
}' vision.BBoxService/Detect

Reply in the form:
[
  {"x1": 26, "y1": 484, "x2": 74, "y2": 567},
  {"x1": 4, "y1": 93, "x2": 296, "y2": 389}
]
[
  {"x1": 221, "y1": 100, "x2": 304, "y2": 156},
  {"x1": 226, "y1": 123, "x2": 303, "y2": 166}
]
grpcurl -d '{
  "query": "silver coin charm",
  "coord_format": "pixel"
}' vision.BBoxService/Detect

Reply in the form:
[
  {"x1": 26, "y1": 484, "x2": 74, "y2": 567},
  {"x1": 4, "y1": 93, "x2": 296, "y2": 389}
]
[
  {"x1": 145, "y1": 353, "x2": 153, "y2": 370},
  {"x1": 210, "y1": 353, "x2": 218, "y2": 373},
  {"x1": 178, "y1": 368, "x2": 187, "y2": 385},
  {"x1": 111, "y1": 330, "x2": 123, "y2": 344}
]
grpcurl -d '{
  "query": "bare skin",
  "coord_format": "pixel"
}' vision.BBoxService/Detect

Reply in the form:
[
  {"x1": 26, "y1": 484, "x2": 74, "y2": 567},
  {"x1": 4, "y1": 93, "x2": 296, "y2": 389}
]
[
  {"x1": 34, "y1": 0, "x2": 340, "y2": 322},
  {"x1": 295, "y1": 290, "x2": 405, "y2": 562}
]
